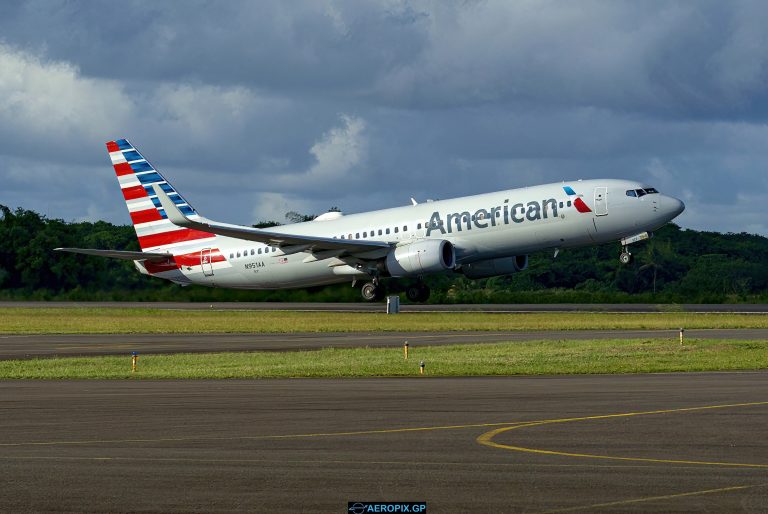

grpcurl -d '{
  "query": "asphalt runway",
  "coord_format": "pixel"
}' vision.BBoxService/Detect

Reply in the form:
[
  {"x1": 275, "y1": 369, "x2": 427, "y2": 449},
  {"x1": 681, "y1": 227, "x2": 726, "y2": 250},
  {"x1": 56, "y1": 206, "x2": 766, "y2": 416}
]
[
  {"x1": 3, "y1": 301, "x2": 768, "y2": 313},
  {"x1": 1, "y1": 374, "x2": 766, "y2": 512},
  {"x1": 3, "y1": 329, "x2": 768, "y2": 359}
]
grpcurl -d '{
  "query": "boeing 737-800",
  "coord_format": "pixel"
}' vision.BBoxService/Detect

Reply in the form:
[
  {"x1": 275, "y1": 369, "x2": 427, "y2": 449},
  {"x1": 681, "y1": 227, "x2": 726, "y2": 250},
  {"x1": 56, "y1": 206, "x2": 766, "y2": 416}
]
[{"x1": 56, "y1": 139, "x2": 685, "y2": 302}]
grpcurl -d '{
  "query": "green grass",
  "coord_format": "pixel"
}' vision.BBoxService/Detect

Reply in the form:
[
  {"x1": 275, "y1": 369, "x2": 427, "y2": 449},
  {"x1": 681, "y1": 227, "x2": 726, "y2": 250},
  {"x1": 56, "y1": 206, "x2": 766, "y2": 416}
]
[
  {"x1": 1, "y1": 339, "x2": 767, "y2": 379},
  {"x1": 0, "y1": 308, "x2": 766, "y2": 334}
]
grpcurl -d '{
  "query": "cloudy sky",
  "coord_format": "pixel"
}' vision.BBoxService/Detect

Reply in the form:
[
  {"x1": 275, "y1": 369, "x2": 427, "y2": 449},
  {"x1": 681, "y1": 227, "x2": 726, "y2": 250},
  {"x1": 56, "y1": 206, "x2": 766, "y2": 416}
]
[{"x1": 1, "y1": 1, "x2": 767, "y2": 235}]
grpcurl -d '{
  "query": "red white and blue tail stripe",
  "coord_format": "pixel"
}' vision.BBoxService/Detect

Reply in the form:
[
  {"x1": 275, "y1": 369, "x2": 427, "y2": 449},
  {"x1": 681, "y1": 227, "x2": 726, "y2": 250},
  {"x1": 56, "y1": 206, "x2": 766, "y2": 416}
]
[{"x1": 107, "y1": 139, "x2": 217, "y2": 253}]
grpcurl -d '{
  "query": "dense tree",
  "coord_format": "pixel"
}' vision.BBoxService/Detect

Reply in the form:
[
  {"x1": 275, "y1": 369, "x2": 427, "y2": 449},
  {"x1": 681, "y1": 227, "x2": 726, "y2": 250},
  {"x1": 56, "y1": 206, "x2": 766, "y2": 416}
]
[{"x1": 1, "y1": 205, "x2": 766, "y2": 302}]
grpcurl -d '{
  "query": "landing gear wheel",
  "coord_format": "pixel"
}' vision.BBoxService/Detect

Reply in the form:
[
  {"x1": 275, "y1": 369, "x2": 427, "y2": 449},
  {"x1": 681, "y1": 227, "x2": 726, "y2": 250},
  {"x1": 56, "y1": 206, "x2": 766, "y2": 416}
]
[
  {"x1": 406, "y1": 284, "x2": 431, "y2": 302},
  {"x1": 619, "y1": 251, "x2": 633, "y2": 265},
  {"x1": 361, "y1": 281, "x2": 386, "y2": 302}
]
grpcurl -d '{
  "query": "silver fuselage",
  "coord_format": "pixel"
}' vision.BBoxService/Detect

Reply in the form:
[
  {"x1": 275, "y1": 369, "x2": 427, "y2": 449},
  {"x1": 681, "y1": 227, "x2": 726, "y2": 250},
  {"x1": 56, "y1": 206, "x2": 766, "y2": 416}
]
[{"x1": 142, "y1": 179, "x2": 684, "y2": 289}]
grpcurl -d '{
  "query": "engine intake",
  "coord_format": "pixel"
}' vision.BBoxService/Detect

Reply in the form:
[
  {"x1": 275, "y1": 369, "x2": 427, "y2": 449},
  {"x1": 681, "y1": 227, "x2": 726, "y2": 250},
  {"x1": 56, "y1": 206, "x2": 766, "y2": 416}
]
[
  {"x1": 385, "y1": 239, "x2": 455, "y2": 277},
  {"x1": 461, "y1": 255, "x2": 528, "y2": 279}
]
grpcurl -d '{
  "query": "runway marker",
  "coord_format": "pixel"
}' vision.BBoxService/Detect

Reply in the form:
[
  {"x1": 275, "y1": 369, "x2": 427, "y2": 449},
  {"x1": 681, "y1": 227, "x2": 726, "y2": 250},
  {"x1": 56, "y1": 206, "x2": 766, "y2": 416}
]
[
  {"x1": 477, "y1": 401, "x2": 768, "y2": 469},
  {"x1": 0, "y1": 420, "x2": 534, "y2": 447},
  {"x1": 536, "y1": 482, "x2": 768, "y2": 513}
]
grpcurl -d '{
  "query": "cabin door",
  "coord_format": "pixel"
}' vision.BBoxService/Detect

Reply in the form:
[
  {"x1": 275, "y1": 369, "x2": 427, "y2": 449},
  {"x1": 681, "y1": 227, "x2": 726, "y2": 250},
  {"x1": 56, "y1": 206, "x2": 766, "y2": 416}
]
[{"x1": 594, "y1": 187, "x2": 608, "y2": 216}]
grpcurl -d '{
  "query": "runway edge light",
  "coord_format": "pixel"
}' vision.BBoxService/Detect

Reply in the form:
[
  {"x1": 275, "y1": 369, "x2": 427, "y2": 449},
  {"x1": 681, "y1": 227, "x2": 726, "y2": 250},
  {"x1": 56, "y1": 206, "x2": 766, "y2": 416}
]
[{"x1": 131, "y1": 351, "x2": 139, "y2": 373}]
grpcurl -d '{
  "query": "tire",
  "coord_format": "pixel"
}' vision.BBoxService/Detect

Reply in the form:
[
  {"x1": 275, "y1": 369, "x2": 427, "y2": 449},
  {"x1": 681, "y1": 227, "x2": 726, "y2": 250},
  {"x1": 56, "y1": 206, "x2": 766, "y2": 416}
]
[
  {"x1": 417, "y1": 285, "x2": 431, "y2": 302},
  {"x1": 406, "y1": 284, "x2": 430, "y2": 302},
  {"x1": 406, "y1": 285, "x2": 422, "y2": 302},
  {"x1": 361, "y1": 282, "x2": 378, "y2": 301},
  {"x1": 619, "y1": 252, "x2": 633, "y2": 265}
]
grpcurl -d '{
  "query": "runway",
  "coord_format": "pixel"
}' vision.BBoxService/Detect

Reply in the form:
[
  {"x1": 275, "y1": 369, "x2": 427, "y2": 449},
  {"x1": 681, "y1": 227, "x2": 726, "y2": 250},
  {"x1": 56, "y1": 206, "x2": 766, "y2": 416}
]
[
  {"x1": 3, "y1": 329, "x2": 768, "y2": 359},
  {"x1": 3, "y1": 301, "x2": 768, "y2": 313},
  {"x1": 1, "y1": 374, "x2": 766, "y2": 512}
]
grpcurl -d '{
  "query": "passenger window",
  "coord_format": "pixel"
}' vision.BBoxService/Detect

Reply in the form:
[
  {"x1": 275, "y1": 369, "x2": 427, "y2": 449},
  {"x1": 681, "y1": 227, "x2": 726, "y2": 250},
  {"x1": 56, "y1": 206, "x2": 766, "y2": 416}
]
[
  {"x1": 378, "y1": 229, "x2": 383, "y2": 235},
  {"x1": 348, "y1": 234, "x2": 352, "y2": 239},
  {"x1": 403, "y1": 225, "x2": 407, "y2": 231},
  {"x1": 394, "y1": 227, "x2": 399, "y2": 233},
  {"x1": 236, "y1": 252, "x2": 241, "y2": 258},
  {"x1": 417, "y1": 223, "x2": 422, "y2": 229},
  {"x1": 386, "y1": 228, "x2": 390, "y2": 234},
  {"x1": 250, "y1": 249, "x2": 254, "y2": 256},
  {"x1": 363, "y1": 231, "x2": 367, "y2": 238},
  {"x1": 559, "y1": 202, "x2": 564, "y2": 208},
  {"x1": 567, "y1": 201, "x2": 572, "y2": 207},
  {"x1": 230, "y1": 253, "x2": 234, "y2": 259}
]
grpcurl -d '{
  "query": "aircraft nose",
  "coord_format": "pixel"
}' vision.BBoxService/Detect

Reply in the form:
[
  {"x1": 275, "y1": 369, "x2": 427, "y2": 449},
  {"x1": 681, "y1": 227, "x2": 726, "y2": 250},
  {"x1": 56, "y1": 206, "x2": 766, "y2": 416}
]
[{"x1": 664, "y1": 196, "x2": 685, "y2": 219}]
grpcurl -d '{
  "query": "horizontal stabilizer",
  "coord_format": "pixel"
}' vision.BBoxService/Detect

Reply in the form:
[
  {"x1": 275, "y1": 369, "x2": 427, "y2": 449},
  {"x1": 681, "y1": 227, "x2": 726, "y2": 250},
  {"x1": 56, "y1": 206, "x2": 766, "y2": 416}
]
[{"x1": 55, "y1": 248, "x2": 172, "y2": 262}]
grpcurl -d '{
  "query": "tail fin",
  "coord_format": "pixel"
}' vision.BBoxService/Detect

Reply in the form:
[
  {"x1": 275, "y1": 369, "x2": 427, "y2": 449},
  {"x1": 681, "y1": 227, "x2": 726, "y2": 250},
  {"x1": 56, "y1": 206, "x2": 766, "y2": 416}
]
[{"x1": 106, "y1": 139, "x2": 216, "y2": 252}]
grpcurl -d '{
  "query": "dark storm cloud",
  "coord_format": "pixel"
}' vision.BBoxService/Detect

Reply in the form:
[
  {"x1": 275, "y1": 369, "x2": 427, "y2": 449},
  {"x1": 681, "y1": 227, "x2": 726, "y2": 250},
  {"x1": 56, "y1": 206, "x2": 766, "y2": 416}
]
[{"x1": 0, "y1": 1, "x2": 766, "y2": 235}]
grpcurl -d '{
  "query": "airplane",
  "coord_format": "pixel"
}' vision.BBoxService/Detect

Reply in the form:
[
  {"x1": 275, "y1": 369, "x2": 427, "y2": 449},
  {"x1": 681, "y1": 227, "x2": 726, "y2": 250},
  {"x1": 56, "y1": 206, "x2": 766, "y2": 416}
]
[{"x1": 56, "y1": 139, "x2": 685, "y2": 302}]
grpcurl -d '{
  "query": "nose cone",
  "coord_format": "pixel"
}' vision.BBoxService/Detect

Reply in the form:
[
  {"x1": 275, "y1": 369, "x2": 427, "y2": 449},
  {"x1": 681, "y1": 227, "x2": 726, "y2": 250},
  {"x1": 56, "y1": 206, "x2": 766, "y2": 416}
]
[{"x1": 664, "y1": 195, "x2": 685, "y2": 220}]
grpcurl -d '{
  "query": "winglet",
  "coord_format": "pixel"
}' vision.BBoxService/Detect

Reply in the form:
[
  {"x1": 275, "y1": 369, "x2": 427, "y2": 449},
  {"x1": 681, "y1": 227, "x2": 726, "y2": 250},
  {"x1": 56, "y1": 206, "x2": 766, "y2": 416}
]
[{"x1": 152, "y1": 184, "x2": 193, "y2": 227}]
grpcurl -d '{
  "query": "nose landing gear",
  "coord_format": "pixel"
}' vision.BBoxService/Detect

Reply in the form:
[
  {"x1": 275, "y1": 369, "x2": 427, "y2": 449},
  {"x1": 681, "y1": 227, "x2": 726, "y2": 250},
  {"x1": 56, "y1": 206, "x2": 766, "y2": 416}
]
[
  {"x1": 618, "y1": 232, "x2": 651, "y2": 264},
  {"x1": 619, "y1": 247, "x2": 633, "y2": 265}
]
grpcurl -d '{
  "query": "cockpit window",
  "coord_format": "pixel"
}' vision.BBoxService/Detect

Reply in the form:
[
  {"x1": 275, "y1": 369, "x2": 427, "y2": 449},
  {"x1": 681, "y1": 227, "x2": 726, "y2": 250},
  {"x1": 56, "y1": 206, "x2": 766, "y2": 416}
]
[{"x1": 627, "y1": 187, "x2": 659, "y2": 198}]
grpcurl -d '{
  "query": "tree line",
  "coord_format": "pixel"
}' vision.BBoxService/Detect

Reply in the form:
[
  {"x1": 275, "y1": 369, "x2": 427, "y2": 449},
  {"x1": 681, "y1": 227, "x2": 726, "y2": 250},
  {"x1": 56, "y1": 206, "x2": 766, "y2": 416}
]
[{"x1": 1, "y1": 204, "x2": 766, "y2": 303}]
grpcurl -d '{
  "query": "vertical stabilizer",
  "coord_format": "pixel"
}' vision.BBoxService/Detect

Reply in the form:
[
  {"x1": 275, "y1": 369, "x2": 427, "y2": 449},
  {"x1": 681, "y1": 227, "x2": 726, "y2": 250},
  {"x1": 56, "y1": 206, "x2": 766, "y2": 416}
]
[{"x1": 106, "y1": 139, "x2": 216, "y2": 253}]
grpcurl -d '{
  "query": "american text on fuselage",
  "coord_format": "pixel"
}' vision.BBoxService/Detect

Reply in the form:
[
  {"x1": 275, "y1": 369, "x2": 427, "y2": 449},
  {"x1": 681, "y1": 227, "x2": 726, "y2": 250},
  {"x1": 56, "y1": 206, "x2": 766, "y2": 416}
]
[{"x1": 426, "y1": 198, "x2": 559, "y2": 236}]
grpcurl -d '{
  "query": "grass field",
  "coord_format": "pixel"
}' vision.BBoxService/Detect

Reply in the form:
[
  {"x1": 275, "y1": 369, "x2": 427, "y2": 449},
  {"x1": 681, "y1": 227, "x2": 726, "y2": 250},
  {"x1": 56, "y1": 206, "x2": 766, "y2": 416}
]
[
  {"x1": 1, "y1": 339, "x2": 766, "y2": 379},
  {"x1": 0, "y1": 308, "x2": 766, "y2": 334}
]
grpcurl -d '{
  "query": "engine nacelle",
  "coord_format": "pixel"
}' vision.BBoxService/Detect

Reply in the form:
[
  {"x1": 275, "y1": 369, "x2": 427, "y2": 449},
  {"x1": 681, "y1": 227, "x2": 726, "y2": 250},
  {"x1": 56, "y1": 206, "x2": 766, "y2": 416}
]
[
  {"x1": 385, "y1": 239, "x2": 456, "y2": 277},
  {"x1": 461, "y1": 255, "x2": 528, "y2": 279}
]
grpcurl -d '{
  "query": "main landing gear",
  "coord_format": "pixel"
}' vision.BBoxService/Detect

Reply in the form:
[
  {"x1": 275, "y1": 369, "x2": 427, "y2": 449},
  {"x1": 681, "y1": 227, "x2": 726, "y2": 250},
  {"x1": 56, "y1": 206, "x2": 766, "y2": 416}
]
[
  {"x1": 360, "y1": 278, "x2": 386, "y2": 302},
  {"x1": 359, "y1": 278, "x2": 431, "y2": 303},
  {"x1": 405, "y1": 283, "x2": 431, "y2": 303}
]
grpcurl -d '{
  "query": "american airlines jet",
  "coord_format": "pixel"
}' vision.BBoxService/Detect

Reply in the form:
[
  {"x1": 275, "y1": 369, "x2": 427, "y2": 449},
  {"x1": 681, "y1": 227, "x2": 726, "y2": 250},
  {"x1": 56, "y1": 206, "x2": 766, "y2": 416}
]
[{"x1": 56, "y1": 139, "x2": 685, "y2": 302}]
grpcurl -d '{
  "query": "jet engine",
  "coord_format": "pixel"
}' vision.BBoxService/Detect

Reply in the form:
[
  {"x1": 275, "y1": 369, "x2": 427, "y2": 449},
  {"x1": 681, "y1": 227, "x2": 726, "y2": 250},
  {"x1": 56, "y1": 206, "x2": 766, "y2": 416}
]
[
  {"x1": 385, "y1": 239, "x2": 456, "y2": 277},
  {"x1": 461, "y1": 255, "x2": 528, "y2": 279}
]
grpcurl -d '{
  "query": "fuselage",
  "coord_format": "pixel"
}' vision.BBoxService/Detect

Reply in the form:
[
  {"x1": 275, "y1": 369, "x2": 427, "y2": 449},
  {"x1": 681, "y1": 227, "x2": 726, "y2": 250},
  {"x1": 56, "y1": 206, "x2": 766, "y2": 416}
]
[{"x1": 142, "y1": 179, "x2": 684, "y2": 289}]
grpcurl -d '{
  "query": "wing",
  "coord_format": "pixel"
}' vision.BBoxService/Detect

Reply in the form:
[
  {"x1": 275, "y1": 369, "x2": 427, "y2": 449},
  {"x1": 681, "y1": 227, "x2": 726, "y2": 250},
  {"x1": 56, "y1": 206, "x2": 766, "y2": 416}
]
[
  {"x1": 55, "y1": 248, "x2": 172, "y2": 262},
  {"x1": 151, "y1": 184, "x2": 391, "y2": 255}
]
